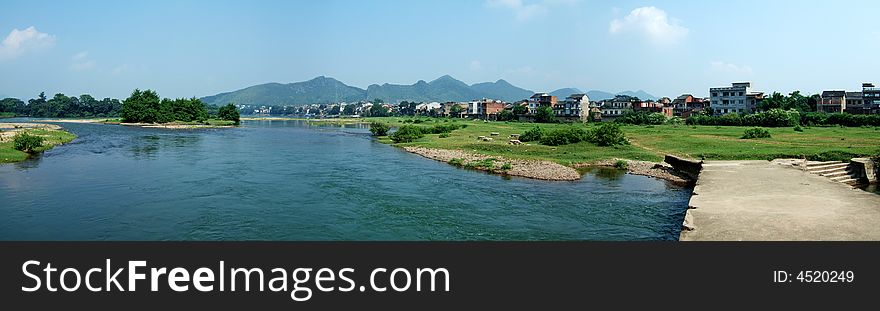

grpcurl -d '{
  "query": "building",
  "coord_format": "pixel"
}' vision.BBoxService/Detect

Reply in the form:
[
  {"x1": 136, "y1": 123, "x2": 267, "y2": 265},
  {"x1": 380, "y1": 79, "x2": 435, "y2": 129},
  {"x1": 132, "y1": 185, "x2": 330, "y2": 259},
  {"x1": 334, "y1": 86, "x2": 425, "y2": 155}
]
[
  {"x1": 600, "y1": 95, "x2": 638, "y2": 119},
  {"x1": 709, "y1": 82, "x2": 764, "y2": 115},
  {"x1": 862, "y1": 83, "x2": 880, "y2": 114},
  {"x1": 527, "y1": 93, "x2": 557, "y2": 114},
  {"x1": 554, "y1": 94, "x2": 591, "y2": 122},
  {"x1": 818, "y1": 91, "x2": 847, "y2": 113},
  {"x1": 467, "y1": 99, "x2": 505, "y2": 120},
  {"x1": 440, "y1": 102, "x2": 468, "y2": 118},
  {"x1": 844, "y1": 92, "x2": 863, "y2": 114}
]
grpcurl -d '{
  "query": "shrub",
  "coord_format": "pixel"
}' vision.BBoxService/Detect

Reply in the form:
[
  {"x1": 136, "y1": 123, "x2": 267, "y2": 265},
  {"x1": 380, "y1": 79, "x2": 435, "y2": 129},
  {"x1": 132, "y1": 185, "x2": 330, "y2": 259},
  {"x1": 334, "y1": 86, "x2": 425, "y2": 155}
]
[
  {"x1": 742, "y1": 127, "x2": 771, "y2": 139},
  {"x1": 500, "y1": 163, "x2": 513, "y2": 171},
  {"x1": 369, "y1": 121, "x2": 390, "y2": 136},
  {"x1": 217, "y1": 103, "x2": 240, "y2": 125},
  {"x1": 615, "y1": 111, "x2": 666, "y2": 125},
  {"x1": 534, "y1": 106, "x2": 557, "y2": 123},
  {"x1": 13, "y1": 132, "x2": 45, "y2": 153},
  {"x1": 464, "y1": 158, "x2": 495, "y2": 170},
  {"x1": 448, "y1": 158, "x2": 464, "y2": 167},
  {"x1": 540, "y1": 126, "x2": 590, "y2": 146},
  {"x1": 520, "y1": 126, "x2": 545, "y2": 142},
  {"x1": 793, "y1": 124, "x2": 804, "y2": 132},
  {"x1": 427, "y1": 123, "x2": 461, "y2": 134},
  {"x1": 589, "y1": 123, "x2": 629, "y2": 146},
  {"x1": 439, "y1": 132, "x2": 450, "y2": 138},
  {"x1": 614, "y1": 160, "x2": 629, "y2": 170},
  {"x1": 390, "y1": 125, "x2": 425, "y2": 143}
]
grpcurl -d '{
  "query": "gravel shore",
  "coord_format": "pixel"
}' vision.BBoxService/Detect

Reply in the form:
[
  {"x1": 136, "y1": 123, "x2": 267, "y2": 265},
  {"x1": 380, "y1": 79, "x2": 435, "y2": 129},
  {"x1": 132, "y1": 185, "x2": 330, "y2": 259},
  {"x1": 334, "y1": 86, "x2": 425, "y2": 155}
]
[
  {"x1": 402, "y1": 146, "x2": 581, "y2": 181},
  {"x1": 0, "y1": 123, "x2": 63, "y2": 141}
]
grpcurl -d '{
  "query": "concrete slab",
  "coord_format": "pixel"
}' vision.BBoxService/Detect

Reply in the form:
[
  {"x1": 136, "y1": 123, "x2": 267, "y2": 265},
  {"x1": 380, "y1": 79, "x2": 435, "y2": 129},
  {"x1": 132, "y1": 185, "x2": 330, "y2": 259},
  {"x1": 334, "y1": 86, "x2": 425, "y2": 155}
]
[{"x1": 680, "y1": 160, "x2": 880, "y2": 241}]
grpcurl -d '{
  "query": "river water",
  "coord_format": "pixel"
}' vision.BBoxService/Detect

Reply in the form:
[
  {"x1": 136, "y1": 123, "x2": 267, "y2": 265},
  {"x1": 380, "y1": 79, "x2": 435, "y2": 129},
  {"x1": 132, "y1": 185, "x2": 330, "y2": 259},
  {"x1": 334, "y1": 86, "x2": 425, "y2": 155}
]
[{"x1": 0, "y1": 119, "x2": 692, "y2": 240}]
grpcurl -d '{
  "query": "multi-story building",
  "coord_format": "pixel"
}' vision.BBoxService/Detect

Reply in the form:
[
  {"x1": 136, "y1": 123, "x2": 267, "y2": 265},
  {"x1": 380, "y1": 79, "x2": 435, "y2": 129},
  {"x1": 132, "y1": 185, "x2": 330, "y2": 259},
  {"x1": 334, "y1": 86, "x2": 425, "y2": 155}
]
[
  {"x1": 600, "y1": 95, "x2": 638, "y2": 119},
  {"x1": 466, "y1": 99, "x2": 505, "y2": 120},
  {"x1": 709, "y1": 82, "x2": 763, "y2": 115},
  {"x1": 527, "y1": 93, "x2": 557, "y2": 114},
  {"x1": 844, "y1": 92, "x2": 863, "y2": 114},
  {"x1": 818, "y1": 91, "x2": 847, "y2": 113},
  {"x1": 862, "y1": 83, "x2": 880, "y2": 114},
  {"x1": 554, "y1": 94, "x2": 591, "y2": 122}
]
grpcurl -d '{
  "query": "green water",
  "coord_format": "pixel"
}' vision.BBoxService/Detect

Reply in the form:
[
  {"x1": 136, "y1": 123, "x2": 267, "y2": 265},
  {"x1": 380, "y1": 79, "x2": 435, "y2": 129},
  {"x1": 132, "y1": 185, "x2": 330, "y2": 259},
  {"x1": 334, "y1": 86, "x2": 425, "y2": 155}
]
[{"x1": 0, "y1": 119, "x2": 692, "y2": 240}]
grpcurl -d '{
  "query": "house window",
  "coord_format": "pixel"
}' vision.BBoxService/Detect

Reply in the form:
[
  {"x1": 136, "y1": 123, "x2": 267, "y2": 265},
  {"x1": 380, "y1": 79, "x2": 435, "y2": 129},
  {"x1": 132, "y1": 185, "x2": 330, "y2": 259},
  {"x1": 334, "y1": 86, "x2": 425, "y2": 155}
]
[
  {"x1": 712, "y1": 93, "x2": 718, "y2": 97},
  {"x1": 739, "y1": 92, "x2": 744, "y2": 96},
  {"x1": 723, "y1": 92, "x2": 729, "y2": 96}
]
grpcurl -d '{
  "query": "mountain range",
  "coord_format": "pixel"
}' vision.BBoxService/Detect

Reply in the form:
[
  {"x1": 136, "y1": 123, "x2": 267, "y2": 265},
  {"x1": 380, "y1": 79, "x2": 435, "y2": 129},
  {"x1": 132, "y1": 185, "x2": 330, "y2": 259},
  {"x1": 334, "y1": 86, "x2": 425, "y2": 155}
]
[{"x1": 200, "y1": 75, "x2": 657, "y2": 106}]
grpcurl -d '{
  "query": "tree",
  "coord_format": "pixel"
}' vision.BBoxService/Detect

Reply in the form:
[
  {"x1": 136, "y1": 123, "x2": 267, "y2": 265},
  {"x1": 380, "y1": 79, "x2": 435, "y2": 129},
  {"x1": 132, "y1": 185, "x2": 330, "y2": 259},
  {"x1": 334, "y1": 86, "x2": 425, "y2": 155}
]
[
  {"x1": 343, "y1": 104, "x2": 356, "y2": 116},
  {"x1": 369, "y1": 121, "x2": 390, "y2": 136},
  {"x1": 498, "y1": 109, "x2": 515, "y2": 121},
  {"x1": 218, "y1": 103, "x2": 241, "y2": 125},
  {"x1": 122, "y1": 89, "x2": 161, "y2": 123},
  {"x1": 512, "y1": 104, "x2": 528, "y2": 116},
  {"x1": 370, "y1": 104, "x2": 390, "y2": 117},
  {"x1": 449, "y1": 104, "x2": 464, "y2": 117},
  {"x1": 534, "y1": 106, "x2": 556, "y2": 123}
]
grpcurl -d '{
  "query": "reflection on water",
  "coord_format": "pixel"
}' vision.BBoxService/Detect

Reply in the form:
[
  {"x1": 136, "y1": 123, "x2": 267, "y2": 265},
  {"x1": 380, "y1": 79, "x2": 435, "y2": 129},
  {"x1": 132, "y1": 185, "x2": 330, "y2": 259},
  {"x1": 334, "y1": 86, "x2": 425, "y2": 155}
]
[{"x1": 0, "y1": 120, "x2": 693, "y2": 241}]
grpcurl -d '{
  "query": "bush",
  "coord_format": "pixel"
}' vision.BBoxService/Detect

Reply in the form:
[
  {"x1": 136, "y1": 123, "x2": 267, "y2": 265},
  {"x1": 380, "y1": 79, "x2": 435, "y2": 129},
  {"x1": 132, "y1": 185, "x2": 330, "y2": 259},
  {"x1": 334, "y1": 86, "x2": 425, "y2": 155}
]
[
  {"x1": 439, "y1": 132, "x2": 450, "y2": 138},
  {"x1": 793, "y1": 124, "x2": 804, "y2": 132},
  {"x1": 519, "y1": 126, "x2": 544, "y2": 142},
  {"x1": 217, "y1": 103, "x2": 240, "y2": 125},
  {"x1": 426, "y1": 123, "x2": 461, "y2": 134},
  {"x1": 589, "y1": 123, "x2": 629, "y2": 146},
  {"x1": 614, "y1": 160, "x2": 629, "y2": 169},
  {"x1": 13, "y1": 132, "x2": 45, "y2": 153},
  {"x1": 687, "y1": 109, "x2": 800, "y2": 127},
  {"x1": 448, "y1": 158, "x2": 464, "y2": 166},
  {"x1": 369, "y1": 121, "x2": 390, "y2": 136},
  {"x1": 540, "y1": 126, "x2": 590, "y2": 146},
  {"x1": 742, "y1": 127, "x2": 771, "y2": 139},
  {"x1": 615, "y1": 111, "x2": 666, "y2": 125},
  {"x1": 500, "y1": 163, "x2": 513, "y2": 171},
  {"x1": 390, "y1": 125, "x2": 425, "y2": 143},
  {"x1": 534, "y1": 106, "x2": 557, "y2": 123}
]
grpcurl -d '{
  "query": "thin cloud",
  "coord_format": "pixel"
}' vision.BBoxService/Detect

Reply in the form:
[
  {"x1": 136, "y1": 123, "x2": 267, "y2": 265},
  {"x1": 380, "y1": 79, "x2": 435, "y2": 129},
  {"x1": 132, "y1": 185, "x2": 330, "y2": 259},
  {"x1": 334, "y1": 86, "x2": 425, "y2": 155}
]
[
  {"x1": 609, "y1": 7, "x2": 688, "y2": 44},
  {"x1": 469, "y1": 60, "x2": 483, "y2": 71},
  {"x1": 70, "y1": 51, "x2": 96, "y2": 71},
  {"x1": 709, "y1": 61, "x2": 753, "y2": 75},
  {"x1": 0, "y1": 26, "x2": 56, "y2": 60},
  {"x1": 485, "y1": 0, "x2": 577, "y2": 21}
]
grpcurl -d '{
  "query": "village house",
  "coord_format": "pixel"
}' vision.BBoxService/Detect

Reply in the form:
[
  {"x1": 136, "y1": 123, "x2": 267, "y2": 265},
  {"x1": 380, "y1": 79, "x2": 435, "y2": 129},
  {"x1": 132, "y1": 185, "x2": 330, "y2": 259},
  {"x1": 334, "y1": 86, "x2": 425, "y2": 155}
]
[
  {"x1": 600, "y1": 95, "x2": 638, "y2": 119},
  {"x1": 818, "y1": 90, "x2": 847, "y2": 113},
  {"x1": 466, "y1": 98, "x2": 506, "y2": 120},
  {"x1": 440, "y1": 102, "x2": 468, "y2": 118},
  {"x1": 554, "y1": 94, "x2": 591, "y2": 122},
  {"x1": 527, "y1": 93, "x2": 557, "y2": 114},
  {"x1": 709, "y1": 82, "x2": 764, "y2": 115}
]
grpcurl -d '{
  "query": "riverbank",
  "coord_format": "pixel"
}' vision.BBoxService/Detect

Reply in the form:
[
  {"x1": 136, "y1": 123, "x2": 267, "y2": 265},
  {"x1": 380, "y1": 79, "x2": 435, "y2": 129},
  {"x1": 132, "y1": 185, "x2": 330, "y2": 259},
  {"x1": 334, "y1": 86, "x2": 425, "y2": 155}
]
[
  {"x1": 403, "y1": 146, "x2": 581, "y2": 181},
  {"x1": 581, "y1": 159, "x2": 692, "y2": 185},
  {"x1": 0, "y1": 123, "x2": 76, "y2": 163},
  {"x1": 39, "y1": 118, "x2": 236, "y2": 129}
]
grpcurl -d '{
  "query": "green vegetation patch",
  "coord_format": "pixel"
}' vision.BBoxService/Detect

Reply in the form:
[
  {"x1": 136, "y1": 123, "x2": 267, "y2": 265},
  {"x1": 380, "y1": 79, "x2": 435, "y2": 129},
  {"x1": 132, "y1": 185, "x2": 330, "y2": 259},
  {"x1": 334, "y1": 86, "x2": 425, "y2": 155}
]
[{"x1": 1, "y1": 128, "x2": 76, "y2": 163}]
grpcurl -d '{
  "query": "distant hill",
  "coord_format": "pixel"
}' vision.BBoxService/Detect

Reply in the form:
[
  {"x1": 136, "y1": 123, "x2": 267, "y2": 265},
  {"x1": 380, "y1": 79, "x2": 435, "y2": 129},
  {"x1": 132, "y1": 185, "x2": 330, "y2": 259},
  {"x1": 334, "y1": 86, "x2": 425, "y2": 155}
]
[
  {"x1": 618, "y1": 90, "x2": 658, "y2": 101},
  {"x1": 470, "y1": 79, "x2": 534, "y2": 102},
  {"x1": 549, "y1": 88, "x2": 583, "y2": 99},
  {"x1": 201, "y1": 76, "x2": 366, "y2": 106},
  {"x1": 200, "y1": 76, "x2": 658, "y2": 105}
]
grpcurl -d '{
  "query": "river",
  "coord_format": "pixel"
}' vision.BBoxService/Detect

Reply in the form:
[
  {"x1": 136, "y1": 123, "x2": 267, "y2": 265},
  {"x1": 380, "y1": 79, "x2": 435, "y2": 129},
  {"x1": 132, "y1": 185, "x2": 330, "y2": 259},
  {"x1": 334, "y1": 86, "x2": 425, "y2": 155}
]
[{"x1": 0, "y1": 119, "x2": 692, "y2": 240}]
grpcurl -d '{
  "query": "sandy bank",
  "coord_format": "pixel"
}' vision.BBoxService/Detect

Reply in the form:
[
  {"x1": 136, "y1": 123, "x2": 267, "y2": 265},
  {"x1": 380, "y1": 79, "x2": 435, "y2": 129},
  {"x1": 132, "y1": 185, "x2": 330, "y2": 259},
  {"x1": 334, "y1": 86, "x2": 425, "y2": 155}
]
[
  {"x1": 119, "y1": 123, "x2": 233, "y2": 129},
  {"x1": 402, "y1": 146, "x2": 581, "y2": 181},
  {"x1": 0, "y1": 123, "x2": 64, "y2": 141},
  {"x1": 578, "y1": 159, "x2": 692, "y2": 185},
  {"x1": 38, "y1": 119, "x2": 108, "y2": 124}
]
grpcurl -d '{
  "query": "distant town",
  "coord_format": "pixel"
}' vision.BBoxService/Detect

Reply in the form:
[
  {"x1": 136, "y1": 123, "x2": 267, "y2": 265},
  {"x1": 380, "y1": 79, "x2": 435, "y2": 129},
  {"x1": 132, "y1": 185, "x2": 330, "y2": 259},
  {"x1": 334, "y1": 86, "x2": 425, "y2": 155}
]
[{"x1": 238, "y1": 82, "x2": 880, "y2": 122}]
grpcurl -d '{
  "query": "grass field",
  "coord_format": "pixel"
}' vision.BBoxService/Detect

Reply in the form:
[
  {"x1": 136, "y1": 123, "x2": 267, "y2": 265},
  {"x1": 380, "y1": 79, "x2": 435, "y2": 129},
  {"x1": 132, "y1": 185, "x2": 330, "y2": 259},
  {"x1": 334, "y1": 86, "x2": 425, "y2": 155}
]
[
  {"x1": 0, "y1": 128, "x2": 77, "y2": 163},
  {"x1": 345, "y1": 117, "x2": 880, "y2": 164}
]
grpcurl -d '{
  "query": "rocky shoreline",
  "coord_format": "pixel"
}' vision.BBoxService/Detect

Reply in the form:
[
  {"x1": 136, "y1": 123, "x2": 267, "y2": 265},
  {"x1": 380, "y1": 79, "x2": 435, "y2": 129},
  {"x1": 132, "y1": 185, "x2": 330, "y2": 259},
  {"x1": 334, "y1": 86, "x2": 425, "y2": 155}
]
[{"x1": 402, "y1": 146, "x2": 581, "y2": 181}]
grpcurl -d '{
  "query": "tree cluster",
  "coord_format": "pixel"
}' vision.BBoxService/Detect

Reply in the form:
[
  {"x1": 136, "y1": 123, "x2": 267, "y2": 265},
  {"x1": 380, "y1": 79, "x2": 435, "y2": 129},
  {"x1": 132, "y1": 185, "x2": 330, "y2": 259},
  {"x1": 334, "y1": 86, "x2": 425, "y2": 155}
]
[
  {"x1": 121, "y1": 89, "x2": 208, "y2": 123},
  {"x1": 1, "y1": 93, "x2": 122, "y2": 118}
]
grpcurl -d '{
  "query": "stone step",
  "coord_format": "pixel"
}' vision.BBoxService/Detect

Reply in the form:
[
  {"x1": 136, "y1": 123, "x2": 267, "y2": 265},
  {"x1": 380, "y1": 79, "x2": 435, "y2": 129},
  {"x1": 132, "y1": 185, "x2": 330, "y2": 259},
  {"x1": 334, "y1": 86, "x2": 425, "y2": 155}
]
[
  {"x1": 830, "y1": 175, "x2": 858, "y2": 181},
  {"x1": 820, "y1": 170, "x2": 853, "y2": 178},
  {"x1": 806, "y1": 163, "x2": 850, "y2": 171},
  {"x1": 808, "y1": 167, "x2": 851, "y2": 175},
  {"x1": 806, "y1": 160, "x2": 844, "y2": 166},
  {"x1": 837, "y1": 178, "x2": 859, "y2": 185}
]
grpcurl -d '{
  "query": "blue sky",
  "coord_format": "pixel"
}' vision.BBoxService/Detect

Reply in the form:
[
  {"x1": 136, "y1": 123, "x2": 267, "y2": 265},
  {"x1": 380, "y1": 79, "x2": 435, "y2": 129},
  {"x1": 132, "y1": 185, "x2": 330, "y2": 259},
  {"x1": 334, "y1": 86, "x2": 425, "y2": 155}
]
[{"x1": 2, "y1": 0, "x2": 879, "y2": 100}]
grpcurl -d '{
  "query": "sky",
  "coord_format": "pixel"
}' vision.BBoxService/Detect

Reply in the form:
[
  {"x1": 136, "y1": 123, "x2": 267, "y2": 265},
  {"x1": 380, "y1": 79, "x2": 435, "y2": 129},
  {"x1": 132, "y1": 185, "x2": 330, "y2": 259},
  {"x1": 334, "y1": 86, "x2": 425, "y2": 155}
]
[{"x1": 2, "y1": 0, "x2": 880, "y2": 100}]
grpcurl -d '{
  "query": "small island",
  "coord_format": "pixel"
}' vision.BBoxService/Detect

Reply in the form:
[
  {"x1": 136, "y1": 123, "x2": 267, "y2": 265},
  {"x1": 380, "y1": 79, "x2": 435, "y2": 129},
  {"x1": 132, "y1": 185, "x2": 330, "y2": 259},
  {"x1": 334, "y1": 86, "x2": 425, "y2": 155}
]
[
  {"x1": 118, "y1": 89, "x2": 240, "y2": 128},
  {"x1": 0, "y1": 123, "x2": 75, "y2": 163}
]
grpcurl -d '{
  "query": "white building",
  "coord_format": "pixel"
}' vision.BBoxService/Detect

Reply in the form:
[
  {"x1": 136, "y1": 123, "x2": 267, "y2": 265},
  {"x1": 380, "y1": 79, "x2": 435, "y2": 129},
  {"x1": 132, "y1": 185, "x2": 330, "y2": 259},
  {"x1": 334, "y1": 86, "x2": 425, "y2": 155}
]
[{"x1": 709, "y1": 82, "x2": 764, "y2": 115}]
